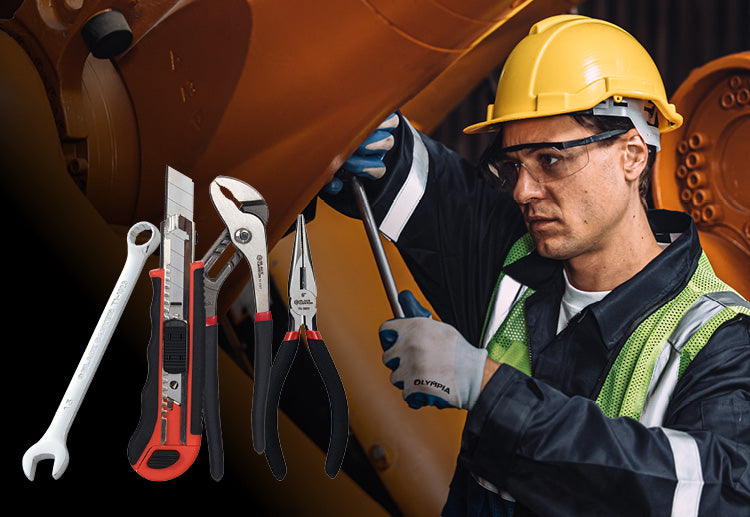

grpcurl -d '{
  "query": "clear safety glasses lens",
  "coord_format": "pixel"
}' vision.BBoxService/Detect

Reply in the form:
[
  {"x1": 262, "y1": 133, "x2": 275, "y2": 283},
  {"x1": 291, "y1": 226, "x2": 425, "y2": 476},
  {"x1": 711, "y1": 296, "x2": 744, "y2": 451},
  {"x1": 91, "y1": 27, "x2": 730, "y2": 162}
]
[
  {"x1": 499, "y1": 144, "x2": 590, "y2": 190},
  {"x1": 479, "y1": 129, "x2": 628, "y2": 192}
]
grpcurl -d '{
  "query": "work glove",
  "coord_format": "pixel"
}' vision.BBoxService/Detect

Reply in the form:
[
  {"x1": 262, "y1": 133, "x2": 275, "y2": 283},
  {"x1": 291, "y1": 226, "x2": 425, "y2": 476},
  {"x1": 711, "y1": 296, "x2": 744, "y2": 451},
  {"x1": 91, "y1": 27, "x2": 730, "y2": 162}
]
[
  {"x1": 324, "y1": 112, "x2": 399, "y2": 194},
  {"x1": 378, "y1": 291, "x2": 488, "y2": 410}
]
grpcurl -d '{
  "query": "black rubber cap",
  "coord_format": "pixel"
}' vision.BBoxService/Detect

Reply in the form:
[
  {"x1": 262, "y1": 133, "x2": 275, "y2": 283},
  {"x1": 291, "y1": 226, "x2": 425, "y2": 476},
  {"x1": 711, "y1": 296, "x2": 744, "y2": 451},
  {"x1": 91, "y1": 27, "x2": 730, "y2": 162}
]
[
  {"x1": 146, "y1": 450, "x2": 180, "y2": 469},
  {"x1": 81, "y1": 9, "x2": 133, "y2": 59}
]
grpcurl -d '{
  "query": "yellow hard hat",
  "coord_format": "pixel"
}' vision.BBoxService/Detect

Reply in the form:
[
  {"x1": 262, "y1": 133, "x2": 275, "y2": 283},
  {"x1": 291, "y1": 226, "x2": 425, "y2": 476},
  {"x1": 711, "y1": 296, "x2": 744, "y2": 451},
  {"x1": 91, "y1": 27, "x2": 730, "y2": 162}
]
[{"x1": 464, "y1": 15, "x2": 683, "y2": 134}]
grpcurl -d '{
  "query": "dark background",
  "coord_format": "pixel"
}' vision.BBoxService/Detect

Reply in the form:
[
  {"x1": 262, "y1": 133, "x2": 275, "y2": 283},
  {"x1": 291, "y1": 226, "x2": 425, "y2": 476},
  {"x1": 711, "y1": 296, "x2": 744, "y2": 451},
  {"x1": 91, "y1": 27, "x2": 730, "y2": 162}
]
[{"x1": 7, "y1": 0, "x2": 748, "y2": 513}]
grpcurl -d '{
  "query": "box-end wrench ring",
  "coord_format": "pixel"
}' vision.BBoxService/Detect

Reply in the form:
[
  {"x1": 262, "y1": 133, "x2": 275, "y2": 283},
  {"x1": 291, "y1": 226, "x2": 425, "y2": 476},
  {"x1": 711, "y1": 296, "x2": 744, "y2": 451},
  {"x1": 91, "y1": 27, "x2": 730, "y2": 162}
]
[{"x1": 22, "y1": 221, "x2": 160, "y2": 480}]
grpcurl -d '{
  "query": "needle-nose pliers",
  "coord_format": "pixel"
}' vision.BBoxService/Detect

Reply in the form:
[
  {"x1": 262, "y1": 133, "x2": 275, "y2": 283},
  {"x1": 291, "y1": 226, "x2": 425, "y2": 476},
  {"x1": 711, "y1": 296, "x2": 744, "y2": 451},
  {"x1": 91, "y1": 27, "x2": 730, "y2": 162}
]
[{"x1": 264, "y1": 214, "x2": 349, "y2": 480}]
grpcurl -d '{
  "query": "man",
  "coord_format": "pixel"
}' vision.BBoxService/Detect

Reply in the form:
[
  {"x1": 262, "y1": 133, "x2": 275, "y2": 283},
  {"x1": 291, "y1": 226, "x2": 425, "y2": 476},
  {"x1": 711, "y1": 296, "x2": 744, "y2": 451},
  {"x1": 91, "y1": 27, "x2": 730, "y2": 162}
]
[{"x1": 321, "y1": 15, "x2": 750, "y2": 516}]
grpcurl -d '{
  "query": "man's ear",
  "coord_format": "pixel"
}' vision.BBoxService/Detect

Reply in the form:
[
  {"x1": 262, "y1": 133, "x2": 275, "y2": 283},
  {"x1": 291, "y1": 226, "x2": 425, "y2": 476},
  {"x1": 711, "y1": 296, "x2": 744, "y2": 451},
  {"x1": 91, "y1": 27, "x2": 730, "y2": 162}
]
[{"x1": 623, "y1": 128, "x2": 649, "y2": 181}]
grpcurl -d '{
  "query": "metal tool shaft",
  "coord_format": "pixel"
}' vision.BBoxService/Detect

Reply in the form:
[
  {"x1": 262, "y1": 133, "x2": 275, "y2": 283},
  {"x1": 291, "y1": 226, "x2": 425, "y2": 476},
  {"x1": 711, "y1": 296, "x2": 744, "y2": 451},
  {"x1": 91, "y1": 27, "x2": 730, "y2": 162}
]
[{"x1": 351, "y1": 176, "x2": 404, "y2": 318}]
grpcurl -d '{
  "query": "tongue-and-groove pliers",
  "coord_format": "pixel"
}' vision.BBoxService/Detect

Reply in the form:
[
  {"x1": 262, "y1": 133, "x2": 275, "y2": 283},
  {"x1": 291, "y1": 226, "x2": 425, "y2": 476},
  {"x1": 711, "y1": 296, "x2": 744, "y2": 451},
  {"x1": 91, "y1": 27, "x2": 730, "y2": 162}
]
[{"x1": 209, "y1": 176, "x2": 273, "y2": 455}]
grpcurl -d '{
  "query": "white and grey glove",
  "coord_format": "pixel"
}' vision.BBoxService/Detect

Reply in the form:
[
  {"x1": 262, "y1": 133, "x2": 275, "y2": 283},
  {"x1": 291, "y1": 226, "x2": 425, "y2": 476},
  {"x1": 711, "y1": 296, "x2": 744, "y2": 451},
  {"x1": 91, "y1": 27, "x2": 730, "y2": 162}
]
[
  {"x1": 325, "y1": 112, "x2": 399, "y2": 194},
  {"x1": 378, "y1": 291, "x2": 487, "y2": 410}
]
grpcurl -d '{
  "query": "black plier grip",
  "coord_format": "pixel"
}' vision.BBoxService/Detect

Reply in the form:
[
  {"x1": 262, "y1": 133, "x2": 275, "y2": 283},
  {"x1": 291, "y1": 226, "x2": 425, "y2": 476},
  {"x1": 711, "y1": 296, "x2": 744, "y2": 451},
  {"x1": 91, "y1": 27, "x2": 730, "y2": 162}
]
[
  {"x1": 200, "y1": 230, "x2": 242, "y2": 481},
  {"x1": 265, "y1": 329, "x2": 348, "y2": 480},
  {"x1": 306, "y1": 333, "x2": 349, "y2": 477}
]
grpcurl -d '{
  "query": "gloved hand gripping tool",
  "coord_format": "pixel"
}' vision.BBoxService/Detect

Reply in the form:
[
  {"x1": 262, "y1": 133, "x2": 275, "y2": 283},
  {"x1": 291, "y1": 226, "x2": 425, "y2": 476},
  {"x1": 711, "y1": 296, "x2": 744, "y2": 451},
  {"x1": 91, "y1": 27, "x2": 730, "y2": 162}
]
[{"x1": 264, "y1": 214, "x2": 349, "y2": 480}]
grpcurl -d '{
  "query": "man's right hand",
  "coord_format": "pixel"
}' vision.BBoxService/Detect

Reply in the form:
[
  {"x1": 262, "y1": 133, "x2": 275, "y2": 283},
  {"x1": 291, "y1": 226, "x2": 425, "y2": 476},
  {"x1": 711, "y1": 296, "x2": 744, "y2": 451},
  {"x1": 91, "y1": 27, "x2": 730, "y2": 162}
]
[
  {"x1": 324, "y1": 112, "x2": 399, "y2": 194},
  {"x1": 378, "y1": 290, "x2": 488, "y2": 411}
]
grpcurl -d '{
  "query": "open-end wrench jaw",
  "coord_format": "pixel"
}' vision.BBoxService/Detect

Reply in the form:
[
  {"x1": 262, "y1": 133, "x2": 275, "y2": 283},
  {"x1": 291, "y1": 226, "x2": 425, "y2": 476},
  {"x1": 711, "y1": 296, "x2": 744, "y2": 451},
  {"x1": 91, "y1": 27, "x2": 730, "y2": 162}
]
[{"x1": 22, "y1": 433, "x2": 69, "y2": 481}]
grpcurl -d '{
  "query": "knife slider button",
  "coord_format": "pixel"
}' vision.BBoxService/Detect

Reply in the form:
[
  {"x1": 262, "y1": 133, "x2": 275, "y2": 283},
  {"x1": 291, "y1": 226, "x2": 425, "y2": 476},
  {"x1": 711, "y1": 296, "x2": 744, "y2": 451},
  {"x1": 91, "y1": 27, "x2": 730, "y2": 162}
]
[{"x1": 163, "y1": 320, "x2": 188, "y2": 373}]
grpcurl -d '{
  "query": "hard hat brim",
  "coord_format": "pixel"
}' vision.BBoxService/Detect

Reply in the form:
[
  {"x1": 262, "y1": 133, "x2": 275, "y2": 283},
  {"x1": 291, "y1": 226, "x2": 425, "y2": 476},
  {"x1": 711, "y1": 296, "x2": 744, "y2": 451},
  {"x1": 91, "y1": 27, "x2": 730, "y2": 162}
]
[{"x1": 463, "y1": 97, "x2": 683, "y2": 135}]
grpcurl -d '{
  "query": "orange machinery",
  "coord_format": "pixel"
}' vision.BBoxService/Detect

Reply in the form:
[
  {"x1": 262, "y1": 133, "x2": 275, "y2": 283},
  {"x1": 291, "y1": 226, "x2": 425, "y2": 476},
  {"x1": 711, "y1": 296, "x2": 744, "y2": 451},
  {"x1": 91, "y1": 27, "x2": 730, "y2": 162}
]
[
  {"x1": 653, "y1": 52, "x2": 750, "y2": 298},
  {"x1": 1, "y1": 1, "x2": 579, "y2": 513},
  {"x1": 3, "y1": 1, "x2": 747, "y2": 514}
]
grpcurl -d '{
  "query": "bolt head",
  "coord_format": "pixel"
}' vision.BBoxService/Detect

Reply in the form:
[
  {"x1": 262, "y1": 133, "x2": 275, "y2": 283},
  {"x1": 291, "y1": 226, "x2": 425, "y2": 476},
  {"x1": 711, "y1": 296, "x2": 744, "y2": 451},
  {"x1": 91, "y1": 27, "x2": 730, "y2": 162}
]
[{"x1": 235, "y1": 228, "x2": 252, "y2": 243}]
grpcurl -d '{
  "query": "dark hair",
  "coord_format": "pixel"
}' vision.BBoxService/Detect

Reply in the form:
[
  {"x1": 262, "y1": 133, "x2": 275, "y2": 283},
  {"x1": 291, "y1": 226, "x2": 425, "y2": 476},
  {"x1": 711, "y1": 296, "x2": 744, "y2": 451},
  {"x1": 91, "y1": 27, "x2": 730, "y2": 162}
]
[{"x1": 571, "y1": 114, "x2": 656, "y2": 210}]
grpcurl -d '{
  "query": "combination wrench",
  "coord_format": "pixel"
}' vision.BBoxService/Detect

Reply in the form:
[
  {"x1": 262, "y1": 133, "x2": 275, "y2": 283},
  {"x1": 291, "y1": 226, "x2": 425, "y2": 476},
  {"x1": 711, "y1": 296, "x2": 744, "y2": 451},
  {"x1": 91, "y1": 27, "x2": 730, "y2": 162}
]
[{"x1": 22, "y1": 221, "x2": 160, "y2": 480}]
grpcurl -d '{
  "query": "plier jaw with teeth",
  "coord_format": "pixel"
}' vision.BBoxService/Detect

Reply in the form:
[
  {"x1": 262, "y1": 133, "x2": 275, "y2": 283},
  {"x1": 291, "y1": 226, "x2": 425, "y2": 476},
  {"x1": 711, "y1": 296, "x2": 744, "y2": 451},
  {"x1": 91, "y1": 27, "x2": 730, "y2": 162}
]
[
  {"x1": 287, "y1": 214, "x2": 318, "y2": 331},
  {"x1": 264, "y1": 214, "x2": 349, "y2": 480}
]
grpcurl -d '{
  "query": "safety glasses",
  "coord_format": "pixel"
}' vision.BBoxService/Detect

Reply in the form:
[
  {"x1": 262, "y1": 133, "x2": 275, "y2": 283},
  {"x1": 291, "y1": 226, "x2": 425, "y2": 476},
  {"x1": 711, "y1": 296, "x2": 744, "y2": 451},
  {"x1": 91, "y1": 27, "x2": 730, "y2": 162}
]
[{"x1": 479, "y1": 129, "x2": 629, "y2": 192}]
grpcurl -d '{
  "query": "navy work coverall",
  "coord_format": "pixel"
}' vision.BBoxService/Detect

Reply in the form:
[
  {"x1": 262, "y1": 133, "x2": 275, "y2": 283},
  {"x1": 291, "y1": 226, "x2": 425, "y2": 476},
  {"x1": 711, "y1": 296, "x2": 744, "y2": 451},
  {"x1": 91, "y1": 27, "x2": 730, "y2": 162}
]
[{"x1": 320, "y1": 113, "x2": 750, "y2": 516}]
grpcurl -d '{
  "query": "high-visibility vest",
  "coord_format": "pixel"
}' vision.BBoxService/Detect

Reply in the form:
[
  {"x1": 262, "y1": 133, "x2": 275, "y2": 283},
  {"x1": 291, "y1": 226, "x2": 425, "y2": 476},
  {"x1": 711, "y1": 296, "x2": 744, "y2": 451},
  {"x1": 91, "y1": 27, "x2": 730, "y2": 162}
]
[{"x1": 482, "y1": 234, "x2": 750, "y2": 425}]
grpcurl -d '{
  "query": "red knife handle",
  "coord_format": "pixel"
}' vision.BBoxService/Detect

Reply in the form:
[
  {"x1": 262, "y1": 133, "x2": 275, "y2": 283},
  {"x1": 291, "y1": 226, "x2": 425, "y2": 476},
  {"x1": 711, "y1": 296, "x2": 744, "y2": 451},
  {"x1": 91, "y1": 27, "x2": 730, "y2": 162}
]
[{"x1": 127, "y1": 263, "x2": 205, "y2": 481}]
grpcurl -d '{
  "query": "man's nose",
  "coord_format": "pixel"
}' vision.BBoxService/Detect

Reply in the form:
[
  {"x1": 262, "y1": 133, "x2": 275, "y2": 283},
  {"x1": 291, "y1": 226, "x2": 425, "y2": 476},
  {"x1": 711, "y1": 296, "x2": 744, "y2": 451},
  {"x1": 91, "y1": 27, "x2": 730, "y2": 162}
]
[{"x1": 513, "y1": 165, "x2": 545, "y2": 205}]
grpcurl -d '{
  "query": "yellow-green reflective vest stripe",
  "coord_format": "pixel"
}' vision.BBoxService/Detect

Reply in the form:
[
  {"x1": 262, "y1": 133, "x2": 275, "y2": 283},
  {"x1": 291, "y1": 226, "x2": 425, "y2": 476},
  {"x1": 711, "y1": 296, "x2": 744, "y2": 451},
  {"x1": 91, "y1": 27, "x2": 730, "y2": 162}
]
[{"x1": 482, "y1": 235, "x2": 750, "y2": 423}]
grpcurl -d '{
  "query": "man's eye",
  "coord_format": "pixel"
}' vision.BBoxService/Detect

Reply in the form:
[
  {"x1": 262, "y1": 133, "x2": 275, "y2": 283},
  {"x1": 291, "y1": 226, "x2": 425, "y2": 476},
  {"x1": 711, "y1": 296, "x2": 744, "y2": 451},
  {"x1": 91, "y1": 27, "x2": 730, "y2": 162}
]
[{"x1": 538, "y1": 154, "x2": 561, "y2": 167}]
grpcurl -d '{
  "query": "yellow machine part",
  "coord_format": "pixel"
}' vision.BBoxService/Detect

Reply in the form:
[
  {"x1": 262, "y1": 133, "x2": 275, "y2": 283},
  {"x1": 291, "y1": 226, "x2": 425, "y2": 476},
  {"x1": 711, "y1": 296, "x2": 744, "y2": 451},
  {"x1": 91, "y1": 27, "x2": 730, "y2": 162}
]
[{"x1": 653, "y1": 52, "x2": 750, "y2": 299}]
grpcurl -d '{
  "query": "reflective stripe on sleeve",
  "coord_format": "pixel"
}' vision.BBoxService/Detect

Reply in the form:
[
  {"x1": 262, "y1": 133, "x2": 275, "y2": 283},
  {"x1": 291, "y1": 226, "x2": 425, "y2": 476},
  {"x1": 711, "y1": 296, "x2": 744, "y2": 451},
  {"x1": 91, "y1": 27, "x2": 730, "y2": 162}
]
[
  {"x1": 640, "y1": 291, "x2": 750, "y2": 427},
  {"x1": 379, "y1": 119, "x2": 429, "y2": 242},
  {"x1": 668, "y1": 292, "x2": 746, "y2": 348},
  {"x1": 663, "y1": 428, "x2": 704, "y2": 517},
  {"x1": 639, "y1": 344, "x2": 681, "y2": 428}
]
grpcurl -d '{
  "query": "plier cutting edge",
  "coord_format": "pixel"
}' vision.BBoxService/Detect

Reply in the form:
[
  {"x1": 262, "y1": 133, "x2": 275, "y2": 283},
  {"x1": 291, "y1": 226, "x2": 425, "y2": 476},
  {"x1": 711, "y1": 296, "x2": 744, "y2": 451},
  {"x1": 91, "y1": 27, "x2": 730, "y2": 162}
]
[{"x1": 264, "y1": 214, "x2": 349, "y2": 480}]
